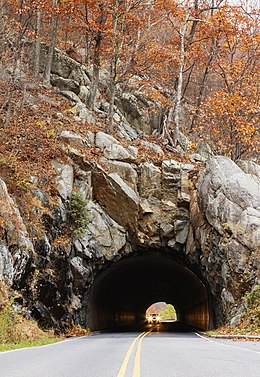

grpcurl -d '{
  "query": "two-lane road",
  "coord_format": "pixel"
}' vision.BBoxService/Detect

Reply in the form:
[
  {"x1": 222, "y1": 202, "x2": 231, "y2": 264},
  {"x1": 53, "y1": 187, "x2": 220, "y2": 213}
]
[{"x1": 0, "y1": 330, "x2": 259, "y2": 377}]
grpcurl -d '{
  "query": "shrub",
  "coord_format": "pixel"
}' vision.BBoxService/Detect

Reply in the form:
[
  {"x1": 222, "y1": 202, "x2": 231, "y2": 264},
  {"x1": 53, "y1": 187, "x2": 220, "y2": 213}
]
[
  {"x1": 0, "y1": 287, "x2": 54, "y2": 345},
  {"x1": 243, "y1": 285, "x2": 260, "y2": 328},
  {"x1": 68, "y1": 191, "x2": 89, "y2": 237},
  {"x1": 0, "y1": 282, "x2": 8, "y2": 308}
]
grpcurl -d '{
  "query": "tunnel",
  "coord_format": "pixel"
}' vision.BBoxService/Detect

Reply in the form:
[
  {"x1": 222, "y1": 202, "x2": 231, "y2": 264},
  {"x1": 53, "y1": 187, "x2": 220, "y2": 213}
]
[{"x1": 88, "y1": 252, "x2": 213, "y2": 331}]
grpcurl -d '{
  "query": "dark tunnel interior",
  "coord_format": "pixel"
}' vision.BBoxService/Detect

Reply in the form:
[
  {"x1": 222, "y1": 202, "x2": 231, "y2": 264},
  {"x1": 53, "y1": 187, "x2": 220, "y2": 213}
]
[{"x1": 88, "y1": 253, "x2": 213, "y2": 331}]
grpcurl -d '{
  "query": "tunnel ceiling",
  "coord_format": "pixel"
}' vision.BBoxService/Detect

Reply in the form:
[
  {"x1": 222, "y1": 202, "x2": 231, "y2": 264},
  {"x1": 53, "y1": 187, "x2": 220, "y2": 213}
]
[{"x1": 89, "y1": 252, "x2": 211, "y2": 331}]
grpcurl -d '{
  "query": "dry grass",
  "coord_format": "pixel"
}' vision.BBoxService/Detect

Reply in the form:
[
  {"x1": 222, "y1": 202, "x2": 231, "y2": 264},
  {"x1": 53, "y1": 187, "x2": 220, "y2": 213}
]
[
  {"x1": 0, "y1": 305, "x2": 55, "y2": 345},
  {"x1": 64, "y1": 323, "x2": 91, "y2": 337},
  {"x1": 0, "y1": 283, "x2": 89, "y2": 352},
  {"x1": 0, "y1": 282, "x2": 58, "y2": 346}
]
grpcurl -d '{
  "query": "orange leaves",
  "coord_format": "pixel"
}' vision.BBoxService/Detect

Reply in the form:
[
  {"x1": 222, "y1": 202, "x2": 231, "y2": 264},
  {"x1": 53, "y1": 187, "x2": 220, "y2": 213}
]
[
  {"x1": 1, "y1": 0, "x2": 259, "y2": 162},
  {"x1": 197, "y1": 84, "x2": 260, "y2": 159}
]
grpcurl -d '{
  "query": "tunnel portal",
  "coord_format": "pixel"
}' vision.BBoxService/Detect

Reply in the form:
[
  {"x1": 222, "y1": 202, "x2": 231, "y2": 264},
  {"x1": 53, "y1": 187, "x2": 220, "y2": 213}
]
[{"x1": 88, "y1": 253, "x2": 213, "y2": 331}]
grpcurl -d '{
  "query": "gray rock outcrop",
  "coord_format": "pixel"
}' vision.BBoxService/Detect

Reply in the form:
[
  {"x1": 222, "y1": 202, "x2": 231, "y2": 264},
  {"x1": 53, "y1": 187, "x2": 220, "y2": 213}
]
[
  {"x1": 1, "y1": 44, "x2": 258, "y2": 332},
  {"x1": 193, "y1": 156, "x2": 260, "y2": 321},
  {"x1": 198, "y1": 156, "x2": 260, "y2": 252},
  {"x1": 0, "y1": 179, "x2": 34, "y2": 286},
  {"x1": 0, "y1": 245, "x2": 13, "y2": 286},
  {"x1": 1, "y1": 128, "x2": 259, "y2": 330}
]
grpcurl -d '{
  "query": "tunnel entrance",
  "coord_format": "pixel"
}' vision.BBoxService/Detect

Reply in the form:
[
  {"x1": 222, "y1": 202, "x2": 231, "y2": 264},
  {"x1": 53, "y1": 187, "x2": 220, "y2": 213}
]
[{"x1": 88, "y1": 252, "x2": 213, "y2": 331}]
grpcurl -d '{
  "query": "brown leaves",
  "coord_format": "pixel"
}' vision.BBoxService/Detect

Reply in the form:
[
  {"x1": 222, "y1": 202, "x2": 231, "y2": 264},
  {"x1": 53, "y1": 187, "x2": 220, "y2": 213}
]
[{"x1": 196, "y1": 82, "x2": 260, "y2": 160}]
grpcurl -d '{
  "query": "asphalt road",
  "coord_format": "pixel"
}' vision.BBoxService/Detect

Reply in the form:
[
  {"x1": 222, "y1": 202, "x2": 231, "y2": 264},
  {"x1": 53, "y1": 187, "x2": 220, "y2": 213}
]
[{"x1": 0, "y1": 326, "x2": 259, "y2": 377}]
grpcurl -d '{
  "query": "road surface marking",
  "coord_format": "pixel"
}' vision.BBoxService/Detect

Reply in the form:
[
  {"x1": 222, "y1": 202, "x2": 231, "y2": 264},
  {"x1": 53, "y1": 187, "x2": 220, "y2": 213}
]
[
  {"x1": 116, "y1": 332, "x2": 145, "y2": 377},
  {"x1": 132, "y1": 331, "x2": 151, "y2": 377},
  {"x1": 195, "y1": 332, "x2": 260, "y2": 355}
]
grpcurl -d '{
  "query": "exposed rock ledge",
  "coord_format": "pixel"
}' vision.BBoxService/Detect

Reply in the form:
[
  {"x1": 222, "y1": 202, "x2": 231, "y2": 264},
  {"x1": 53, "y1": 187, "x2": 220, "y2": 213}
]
[{"x1": 0, "y1": 130, "x2": 259, "y2": 329}]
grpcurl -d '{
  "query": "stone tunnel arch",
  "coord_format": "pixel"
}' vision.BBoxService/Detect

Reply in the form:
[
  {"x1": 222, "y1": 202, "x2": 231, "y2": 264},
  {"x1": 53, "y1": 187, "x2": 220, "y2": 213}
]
[{"x1": 88, "y1": 251, "x2": 214, "y2": 331}]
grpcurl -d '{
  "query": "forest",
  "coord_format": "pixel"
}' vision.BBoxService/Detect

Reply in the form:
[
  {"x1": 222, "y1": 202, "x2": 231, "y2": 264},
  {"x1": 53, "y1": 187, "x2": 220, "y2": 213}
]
[{"x1": 0, "y1": 0, "x2": 259, "y2": 161}]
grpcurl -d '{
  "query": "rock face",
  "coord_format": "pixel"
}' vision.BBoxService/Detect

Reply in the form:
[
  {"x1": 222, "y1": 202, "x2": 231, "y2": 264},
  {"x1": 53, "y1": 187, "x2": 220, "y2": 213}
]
[
  {"x1": 32, "y1": 44, "x2": 163, "y2": 134},
  {"x1": 115, "y1": 90, "x2": 162, "y2": 133},
  {"x1": 52, "y1": 161, "x2": 74, "y2": 200},
  {"x1": 0, "y1": 72, "x2": 260, "y2": 327},
  {"x1": 82, "y1": 201, "x2": 126, "y2": 261},
  {"x1": 0, "y1": 179, "x2": 34, "y2": 287},
  {"x1": 0, "y1": 128, "x2": 259, "y2": 330},
  {"x1": 192, "y1": 157, "x2": 260, "y2": 321},
  {"x1": 0, "y1": 245, "x2": 13, "y2": 286},
  {"x1": 0, "y1": 44, "x2": 258, "y2": 331},
  {"x1": 198, "y1": 157, "x2": 260, "y2": 252}
]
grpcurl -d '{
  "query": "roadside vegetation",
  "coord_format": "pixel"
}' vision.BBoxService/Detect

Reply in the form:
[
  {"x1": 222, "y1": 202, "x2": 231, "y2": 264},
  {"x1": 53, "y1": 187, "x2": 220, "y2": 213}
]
[
  {"x1": 207, "y1": 285, "x2": 260, "y2": 337},
  {"x1": 0, "y1": 282, "x2": 60, "y2": 351},
  {"x1": 68, "y1": 191, "x2": 89, "y2": 237},
  {"x1": 0, "y1": 282, "x2": 92, "y2": 352}
]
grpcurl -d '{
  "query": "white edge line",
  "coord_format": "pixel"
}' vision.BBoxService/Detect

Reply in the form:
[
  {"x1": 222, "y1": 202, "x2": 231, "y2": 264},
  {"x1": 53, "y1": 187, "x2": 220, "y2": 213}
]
[{"x1": 195, "y1": 332, "x2": 260, "y2": 355}]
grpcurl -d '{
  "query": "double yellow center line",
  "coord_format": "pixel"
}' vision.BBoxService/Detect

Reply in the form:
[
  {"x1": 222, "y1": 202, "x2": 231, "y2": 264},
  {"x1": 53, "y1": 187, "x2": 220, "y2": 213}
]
[{"x1": 117, "y1": 331, "x2": 151, "y2": 377}]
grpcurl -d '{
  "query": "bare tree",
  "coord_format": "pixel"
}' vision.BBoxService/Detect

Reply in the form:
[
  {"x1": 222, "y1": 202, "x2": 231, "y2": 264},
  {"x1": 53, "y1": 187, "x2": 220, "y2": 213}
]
[
  {"x1": 43, "y1": 0, "x2": 60, "y2": 86},
  {"x1": 34, "y1": 9, "x2": 42, "y2": 81},
  {"x1": 87, "y1": 1, "x2": 107, "y2": 109}
]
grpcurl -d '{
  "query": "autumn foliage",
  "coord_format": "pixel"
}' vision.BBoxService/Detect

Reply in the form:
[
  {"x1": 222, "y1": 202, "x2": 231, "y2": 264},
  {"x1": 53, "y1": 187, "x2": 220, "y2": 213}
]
[{"x1": 0, "y1": 0, "x2": 259, "y2": 160}]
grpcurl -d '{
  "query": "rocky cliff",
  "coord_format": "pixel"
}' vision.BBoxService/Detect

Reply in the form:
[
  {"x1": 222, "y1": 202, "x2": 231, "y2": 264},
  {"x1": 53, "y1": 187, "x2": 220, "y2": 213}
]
[{"x1": 0, "y1": 47, "x2": 259, "y2": 330}]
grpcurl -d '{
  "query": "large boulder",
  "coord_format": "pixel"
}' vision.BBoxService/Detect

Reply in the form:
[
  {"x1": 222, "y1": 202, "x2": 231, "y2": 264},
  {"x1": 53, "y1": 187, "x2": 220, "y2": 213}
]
[
  {"x1": 50, "y1": 47, "x2": 90, "y2": 86},
  {"x1": 95, "y1": 132, "x2": 119, "y2": 151},
  {"x1": 50, "y1": 74, "x2": 80, "y2": 94},
  {"x1": 141, "y1": 141, "x2": 164, "y2": 156},
  {"x1": 115, "y1": 90, "x2": 162, "y2": 133},
  {"x1": 60, "y1": 130, "x2": 95, "y2": 148},
  {"x1": 52, "y1": 161, "x2": 74, "y2": 200},
  {"x1": 198, "y1": 156, "x2": 260, "y2": 252},
  {"x1": 195, "y1": 156, "x2": 260, "y2": 322},
  {"x1": 85, "y1": 201, "x2": 126, "y2": 260},
  {"x1": 71, "y1": 102, "x2": 96, "y2": 123},
  {"x1": 139, "y1": 162, "x2": 162, "y2": 199},
  {"x1": 103, "y1": 144, "x2": 136, "y2": 162},
  {"x1": 236, "y1": 160, "x2": 260, "y2": 180},
  {"x1": 99, "y1": 158, "x2": 138, "y2": 192},
  {"x1": 92, "y1": 165, "x2": 140, "y2": 232}
]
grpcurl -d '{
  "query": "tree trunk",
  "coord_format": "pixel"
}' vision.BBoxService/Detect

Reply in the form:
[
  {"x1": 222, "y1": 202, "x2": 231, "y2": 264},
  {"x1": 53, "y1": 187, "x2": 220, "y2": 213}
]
[
  {"x1": 34, "y1": 10, "x2": 41, "y2": 81},
  {"x1": 190, "y1": 54, "x2": 214, "y2": 130},
  {"x1": 87, "y1": 6, "x2": 107, "y2": 109},
  {"x1": 4, "y1": 1, "x2": 30, "y2": 125},
  {"x1": 107, "y1": 0, "x2": 120, "y2": 130},
  {"x1": 108, "y1": 79, "x2": 116, "y2": 130},
  {"x1": 84, "y1": 1, "x2": 90, "y2": 66},
  {"x1": 43, "y1": 1, "x2": 59, "y2": 86},
  {"x1": 87, "y1": 62, "x2": 100, "y2": 109},
  {"x1": 190, "y1": 2, "x2": 218, "y2": 130},
  {"x1": 173, "y1": 11, "x2": 190, "y2": 146}
]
